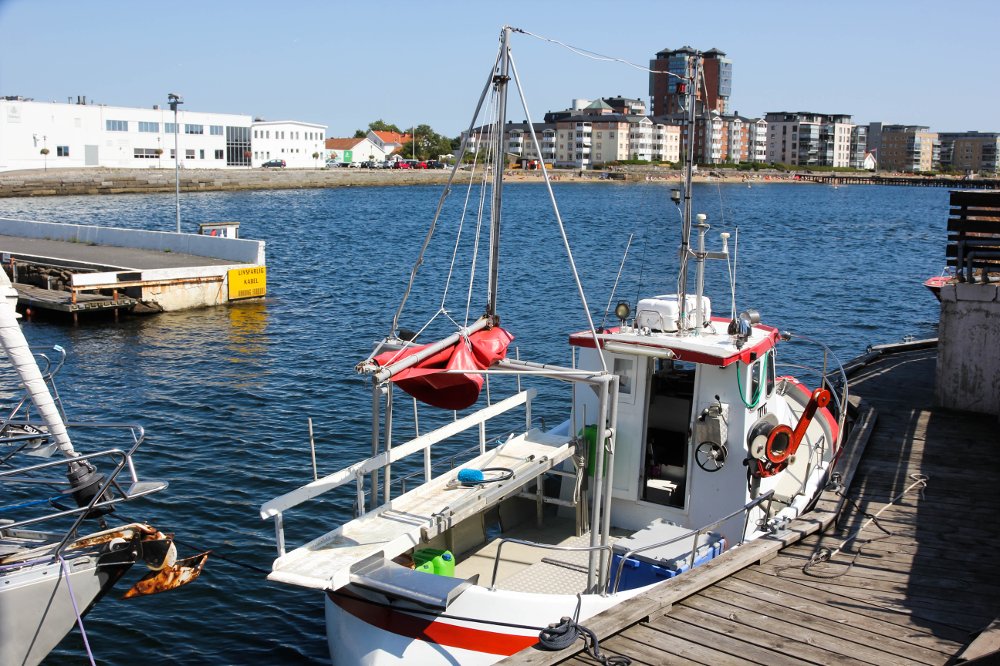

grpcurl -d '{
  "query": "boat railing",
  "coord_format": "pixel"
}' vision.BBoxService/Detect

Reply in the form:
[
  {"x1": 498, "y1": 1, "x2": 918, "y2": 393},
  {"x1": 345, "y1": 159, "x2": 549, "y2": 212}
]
[
  {"x1": 484, "y1": 490, "x2": 774, "y2": 596},
  {"x1": 0, "y1": 345, "x2": 69, "y2": 430},
  {"x1": 0, "y1": 421, "x2": 166, "y2": 559},
  {"x1": 391, "y1": 439, "x2": 486, "y2": 497},
  {"x1": 260, "y1": 389, "x2": 536, "y2": 558},
  {"x1": 609, "y1": 489, "x2": 775, "y2": 594},
  {"x1": 775, "y1": 334, "x2": 850, "y2": 445},
  {"x1": 487, "y1": 538, "x2": 614, "y2": 593}
]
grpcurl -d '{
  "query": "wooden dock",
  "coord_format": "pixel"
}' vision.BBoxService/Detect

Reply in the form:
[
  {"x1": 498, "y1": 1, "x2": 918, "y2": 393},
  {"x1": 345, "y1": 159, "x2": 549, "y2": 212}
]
[
  {"x1": 506, "y1": 343, "x2": 1000, "y2": 665},
  {"x1": 796, "y1": 173, "x2": 1000, "y2": 188},
  {"x1": 13, "y1": 282, "x2": 137, "y2": 320}
]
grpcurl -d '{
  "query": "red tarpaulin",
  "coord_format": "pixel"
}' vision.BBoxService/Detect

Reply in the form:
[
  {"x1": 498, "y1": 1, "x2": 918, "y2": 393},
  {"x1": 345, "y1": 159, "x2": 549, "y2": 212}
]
[{"x1": 374, "y1": 327, "x2": 514, "y2": 410}]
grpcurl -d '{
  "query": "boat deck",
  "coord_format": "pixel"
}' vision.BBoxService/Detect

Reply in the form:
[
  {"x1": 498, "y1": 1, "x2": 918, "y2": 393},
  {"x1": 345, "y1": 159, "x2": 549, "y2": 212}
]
[
  {"x1": 268, "y1": 429, "x2": 576, "y2": 592},
  {"x1": 506, "y1": 344, "x2": 1000, "y2": 665}
]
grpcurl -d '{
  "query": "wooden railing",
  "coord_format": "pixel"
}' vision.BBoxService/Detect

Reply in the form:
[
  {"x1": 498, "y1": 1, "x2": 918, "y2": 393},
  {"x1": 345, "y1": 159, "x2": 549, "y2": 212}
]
[{"x1": 946, "y1": 190, "x2": 1000, "y2": 282}]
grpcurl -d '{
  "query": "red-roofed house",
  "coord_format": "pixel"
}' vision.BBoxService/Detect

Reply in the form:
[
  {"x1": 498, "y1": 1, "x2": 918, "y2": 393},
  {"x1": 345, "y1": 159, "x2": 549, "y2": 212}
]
[{"x1": 368, "y1": 131, "x2": 412, "y2": 159}]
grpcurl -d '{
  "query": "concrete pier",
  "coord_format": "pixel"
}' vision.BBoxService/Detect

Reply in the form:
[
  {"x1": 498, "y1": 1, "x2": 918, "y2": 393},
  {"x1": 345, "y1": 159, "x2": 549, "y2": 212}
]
[{"x1": 0, "y1": 216, "x2": 265, "y2": 317}]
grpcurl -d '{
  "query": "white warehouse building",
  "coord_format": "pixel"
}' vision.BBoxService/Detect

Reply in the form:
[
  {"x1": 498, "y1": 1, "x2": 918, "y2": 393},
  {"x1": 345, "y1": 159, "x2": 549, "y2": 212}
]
[{"x1": 0, "y1": 96, "x2": 326, "y2": 172}]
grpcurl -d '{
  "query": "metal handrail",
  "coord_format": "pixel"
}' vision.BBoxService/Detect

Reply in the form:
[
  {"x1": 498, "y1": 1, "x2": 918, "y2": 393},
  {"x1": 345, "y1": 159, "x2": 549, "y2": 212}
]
[
  {"x1": 0, "y1": 422, "x2": 157, "y2": 560},
  {"x1": 261, "y1": 389, "x2": 535, "y2": 557},
  {"x1": 610, "y1": 489, "x2": 775, "y2": 594},
  {"x1": 488, "y1": 538, "x2": 614, "y2": 592},
  {"x1": 775, "y1": 334, "x2": 850, "y2": 451},
  {"x1": 0, "y1": 346, "x2": 69, "y2": 430}
]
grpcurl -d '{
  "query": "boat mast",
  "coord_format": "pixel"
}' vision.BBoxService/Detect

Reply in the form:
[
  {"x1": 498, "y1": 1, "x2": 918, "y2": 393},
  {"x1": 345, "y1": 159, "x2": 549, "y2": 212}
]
[
  {"x1": 486, "y1": 26, "x2": 511, "y2": 323},
  {"x1": 676, "y1": 53, "x2": 701, "y2": 334}
]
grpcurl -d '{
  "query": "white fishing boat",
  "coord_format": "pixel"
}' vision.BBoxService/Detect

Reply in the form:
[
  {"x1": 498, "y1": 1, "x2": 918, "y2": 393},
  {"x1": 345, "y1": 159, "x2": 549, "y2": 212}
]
[
  {"x1": 0, "y1": 271, "x2": 208, "y2": 666},
  {"x1": 261, "y1": 27, "x2": 848, "y2": 665}
]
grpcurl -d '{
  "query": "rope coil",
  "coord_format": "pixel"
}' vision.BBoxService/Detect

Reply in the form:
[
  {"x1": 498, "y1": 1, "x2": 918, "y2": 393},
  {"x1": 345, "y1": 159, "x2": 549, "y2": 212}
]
[{"x1": 538, "y1": 616, "x2": 631, "y2": 666}]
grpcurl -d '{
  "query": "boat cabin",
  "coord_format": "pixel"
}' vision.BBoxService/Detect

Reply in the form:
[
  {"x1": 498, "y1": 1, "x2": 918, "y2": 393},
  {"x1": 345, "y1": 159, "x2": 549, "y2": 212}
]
[{"x1": 568, "y1": 294, "x2": 790, "y2": 545}]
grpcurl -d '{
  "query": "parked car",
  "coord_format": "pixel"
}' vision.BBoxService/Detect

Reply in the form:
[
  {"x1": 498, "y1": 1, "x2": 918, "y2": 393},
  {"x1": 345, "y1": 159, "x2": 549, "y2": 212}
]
[
  {"x1": 262, "y1": 159, "x2": 286, "y2": 168},
  {"x1": 392, "y1": 161, "x2": 411, "y2": 169},
  {"x1": 426, "y1": 160, "x2": 445, "y2": 169},
  {"x1": 381, "y1": 160, "x2": 394, "y2": 169},
  {"x1": 325, "y1": 160, "x2": 342, "y2": 168},
  {"x1": 348, "y1": 161, "x2": 362, "y2": 168}
]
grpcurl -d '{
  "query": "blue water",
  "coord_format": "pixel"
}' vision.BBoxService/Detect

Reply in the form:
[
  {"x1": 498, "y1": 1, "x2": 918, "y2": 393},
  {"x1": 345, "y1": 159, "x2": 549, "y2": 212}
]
[{"x1": 0, "y1": 181, "x2": 946, "y2": 664}]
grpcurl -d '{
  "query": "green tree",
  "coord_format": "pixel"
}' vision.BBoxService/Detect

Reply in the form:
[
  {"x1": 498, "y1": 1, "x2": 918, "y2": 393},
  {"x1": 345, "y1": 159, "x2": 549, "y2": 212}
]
[
  {"x1": 368, "y1": 119, "x2": 402, "y2": 134},
  {"x1": 399, "y1": 124, "x2": 458, "y2": 161},
  {"x1": 353, "y1": 129, "x2": 366, "y2": 139}
]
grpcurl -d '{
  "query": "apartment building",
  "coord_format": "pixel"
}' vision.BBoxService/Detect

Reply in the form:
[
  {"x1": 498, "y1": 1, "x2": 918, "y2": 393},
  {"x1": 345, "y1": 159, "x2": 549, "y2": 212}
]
[
  {"x1": 938, "y1": 131, "x2": 1000, "y2": 173},
  {"x1": 849, "y1": 125, "x2": 869, "y2": 169},
  {"x1": 504, "y1": 121, "x2": 557, "y2": 164},
  {"x1": 877, "y1": 125, "x2": 939, "y2": 173},
  {"x1": 764, "y1": 112, "x2": 855, "y2": 167},
  {"x1": 649, "y1": 47, "x2": 732, "y2": 117},
  {"x1": 747, "y1": 117, "x2": 768, "y2": 163}
]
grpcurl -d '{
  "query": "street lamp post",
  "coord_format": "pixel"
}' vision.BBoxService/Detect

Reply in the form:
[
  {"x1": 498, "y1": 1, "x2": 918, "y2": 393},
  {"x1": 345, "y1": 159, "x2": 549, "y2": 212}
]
[{"x1": 168, "y1": 93, "x2": 183, "y2": 233}]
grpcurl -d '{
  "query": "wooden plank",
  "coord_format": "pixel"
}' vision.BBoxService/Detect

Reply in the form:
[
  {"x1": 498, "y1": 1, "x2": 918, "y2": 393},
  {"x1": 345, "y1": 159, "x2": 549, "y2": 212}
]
[
  {"x1": 680, "y1": 592, "x2": 920, "y2": 665},
  {"x1": 950, "y1": 190, "x2": 1000, "y2": 208},
  {"x1": 751, "y1": 558, "x2": 998, "y2": 629},
  {"x1": 588, "y1": 630, "x2": 706, "y2": 666},
  {"x1": 717, "y1": 573, "x2": 961, "y2": 656},
  {"x1": 652, "y1": 604, "x2": 858, "y2": 665},
  {"x1": 603, "y1": 624, "x2": 717, "y2": 665},
  {"x1": 781, "y1": 541, "x2": 1000, "y2": 576},
  {"x1": 732, "y1": 568, "x2": 968, "y2": 645},
  {"x1": 13, "y1": 282, "x2": 136, "y2": 313},
  {"x1": 952, "y1": 617, "x2": 1000, "y2": 662}
]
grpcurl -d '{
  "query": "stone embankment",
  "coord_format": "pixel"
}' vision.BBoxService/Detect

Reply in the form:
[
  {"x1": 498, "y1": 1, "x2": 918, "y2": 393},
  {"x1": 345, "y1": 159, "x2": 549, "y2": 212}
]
[
  {"x1": 0, "y1": 167, "x2": 455, "y2": 198},
  {"x1": 4, "y1": 166, "x2": 972, "y2": 198}
]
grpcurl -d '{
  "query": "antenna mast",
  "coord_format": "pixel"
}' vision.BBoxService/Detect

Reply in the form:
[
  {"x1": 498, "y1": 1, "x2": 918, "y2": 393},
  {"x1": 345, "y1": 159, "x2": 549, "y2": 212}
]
[
  {"x1": 676, "y1": 54, "x2": 700, "y2": 334},
  {"x1": 486, "y1": 27, "x2": 511, "y2": 322}
]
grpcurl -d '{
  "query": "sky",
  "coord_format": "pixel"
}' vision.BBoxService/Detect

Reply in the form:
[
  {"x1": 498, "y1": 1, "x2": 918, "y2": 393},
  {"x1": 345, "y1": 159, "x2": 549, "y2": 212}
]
[{"x1": 1, "y1": 0, "x2": 997, "y2": 139}]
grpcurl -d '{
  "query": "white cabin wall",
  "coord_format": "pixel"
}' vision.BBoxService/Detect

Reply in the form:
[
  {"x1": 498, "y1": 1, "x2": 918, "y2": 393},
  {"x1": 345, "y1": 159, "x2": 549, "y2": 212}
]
[
  {"x1": 682, "y1": 363, "x2": 756, "y2": 545},
  {"x1": 606, "y1": 361, "x2": 770, "y2": 547},
  {"x1": 571, "y1": 348, "x2": 646, "y2": 499}
]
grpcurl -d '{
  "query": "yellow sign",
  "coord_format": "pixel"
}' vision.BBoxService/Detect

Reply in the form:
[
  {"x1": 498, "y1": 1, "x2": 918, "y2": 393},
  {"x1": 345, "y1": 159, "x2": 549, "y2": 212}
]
[{"x1": 228, "y1": 266, "x2": 267, "y2": 300}]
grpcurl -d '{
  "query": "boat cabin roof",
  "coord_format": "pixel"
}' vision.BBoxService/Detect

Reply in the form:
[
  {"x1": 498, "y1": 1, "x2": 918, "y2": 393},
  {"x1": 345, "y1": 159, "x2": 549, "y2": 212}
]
[{"x1": 569, "y1": 317, "x2": 779, "y2": 367}]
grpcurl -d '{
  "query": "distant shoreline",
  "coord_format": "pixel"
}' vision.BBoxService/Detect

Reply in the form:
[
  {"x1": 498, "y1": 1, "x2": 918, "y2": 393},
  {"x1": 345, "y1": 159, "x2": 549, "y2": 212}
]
[{"x1": 0, "y1": 166, "x2": 973, "y2": 199}]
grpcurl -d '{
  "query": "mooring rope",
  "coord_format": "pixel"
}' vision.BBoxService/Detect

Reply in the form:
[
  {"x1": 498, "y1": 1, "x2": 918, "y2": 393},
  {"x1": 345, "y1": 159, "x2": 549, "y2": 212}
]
[
  {"x1": 803, "y1": 473, "x2": 929, "y2": 578},
  {"x1": 60, "y1": 555, "x2": 97, "y2": 666}
]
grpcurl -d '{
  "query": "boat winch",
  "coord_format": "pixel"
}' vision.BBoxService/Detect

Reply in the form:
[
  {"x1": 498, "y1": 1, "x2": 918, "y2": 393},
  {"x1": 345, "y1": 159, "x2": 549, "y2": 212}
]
[{"x1": 748, "y1": 387, "x2": 831, "y2": 477}]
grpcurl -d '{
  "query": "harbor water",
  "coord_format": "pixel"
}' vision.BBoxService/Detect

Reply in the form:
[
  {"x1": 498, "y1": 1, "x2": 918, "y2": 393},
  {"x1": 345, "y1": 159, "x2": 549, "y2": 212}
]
[{"x1": 0, "y1": 181, "x2": 946, "y2": 664}]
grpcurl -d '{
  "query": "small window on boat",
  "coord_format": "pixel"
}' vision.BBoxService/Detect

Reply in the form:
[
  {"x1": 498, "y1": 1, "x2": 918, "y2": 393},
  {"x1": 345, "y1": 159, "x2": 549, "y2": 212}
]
[
  {"x1": 766, "y1": 352, "x2": 776, "y2": 397},
  {"x1": 613, "y1": 357, "x2": 635, "y2": 396},
  {"x1": 750, "y1": 358, "x2": 762, "y2": 402}
]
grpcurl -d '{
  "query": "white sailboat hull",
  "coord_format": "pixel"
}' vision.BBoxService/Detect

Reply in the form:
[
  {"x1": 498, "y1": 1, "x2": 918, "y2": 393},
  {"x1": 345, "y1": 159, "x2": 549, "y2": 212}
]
[{"x1": 0, "y1": 551, "x2": 134, "y2": 666}]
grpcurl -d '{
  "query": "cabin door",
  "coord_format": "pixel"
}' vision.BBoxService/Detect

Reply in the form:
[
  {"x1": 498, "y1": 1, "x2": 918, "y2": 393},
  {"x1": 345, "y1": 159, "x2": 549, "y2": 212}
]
[{"x1": 640, "y1": 360, "x2": 696, "y2": 509}]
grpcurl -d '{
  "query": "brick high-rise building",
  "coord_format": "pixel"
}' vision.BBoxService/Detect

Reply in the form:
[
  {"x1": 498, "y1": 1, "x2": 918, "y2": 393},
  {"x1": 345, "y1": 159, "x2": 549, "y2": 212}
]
[{"x1": 649, "y1": 46, "x2": 732, "y2": 117}]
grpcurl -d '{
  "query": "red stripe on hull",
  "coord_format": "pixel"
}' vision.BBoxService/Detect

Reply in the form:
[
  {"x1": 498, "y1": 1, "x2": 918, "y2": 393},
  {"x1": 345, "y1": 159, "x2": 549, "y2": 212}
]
[{"x1": 329, "y1": 590, "x2": 538, "y2": 657}]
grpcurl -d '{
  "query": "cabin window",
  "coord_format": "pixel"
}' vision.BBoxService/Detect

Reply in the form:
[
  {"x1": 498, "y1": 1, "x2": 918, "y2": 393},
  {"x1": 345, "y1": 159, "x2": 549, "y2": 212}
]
[
  {"x1": 750, "y1": 358, "x2": 762, "y2": 402},
  {"x1": 613, "y1": 356, "x2": 635, "y2": 398},
  {"x1": 766, "y1": 352, "x2": 776, "y2": 396}
]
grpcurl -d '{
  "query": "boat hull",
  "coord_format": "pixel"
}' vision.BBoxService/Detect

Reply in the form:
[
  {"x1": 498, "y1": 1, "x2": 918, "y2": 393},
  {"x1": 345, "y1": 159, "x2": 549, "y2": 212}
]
[
  {"x1": 325, "y1": 582, "x2": 649, "y2": 665},
  {"x1": 0, "y1": 547, "x2": 136, "y2": 666}
]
